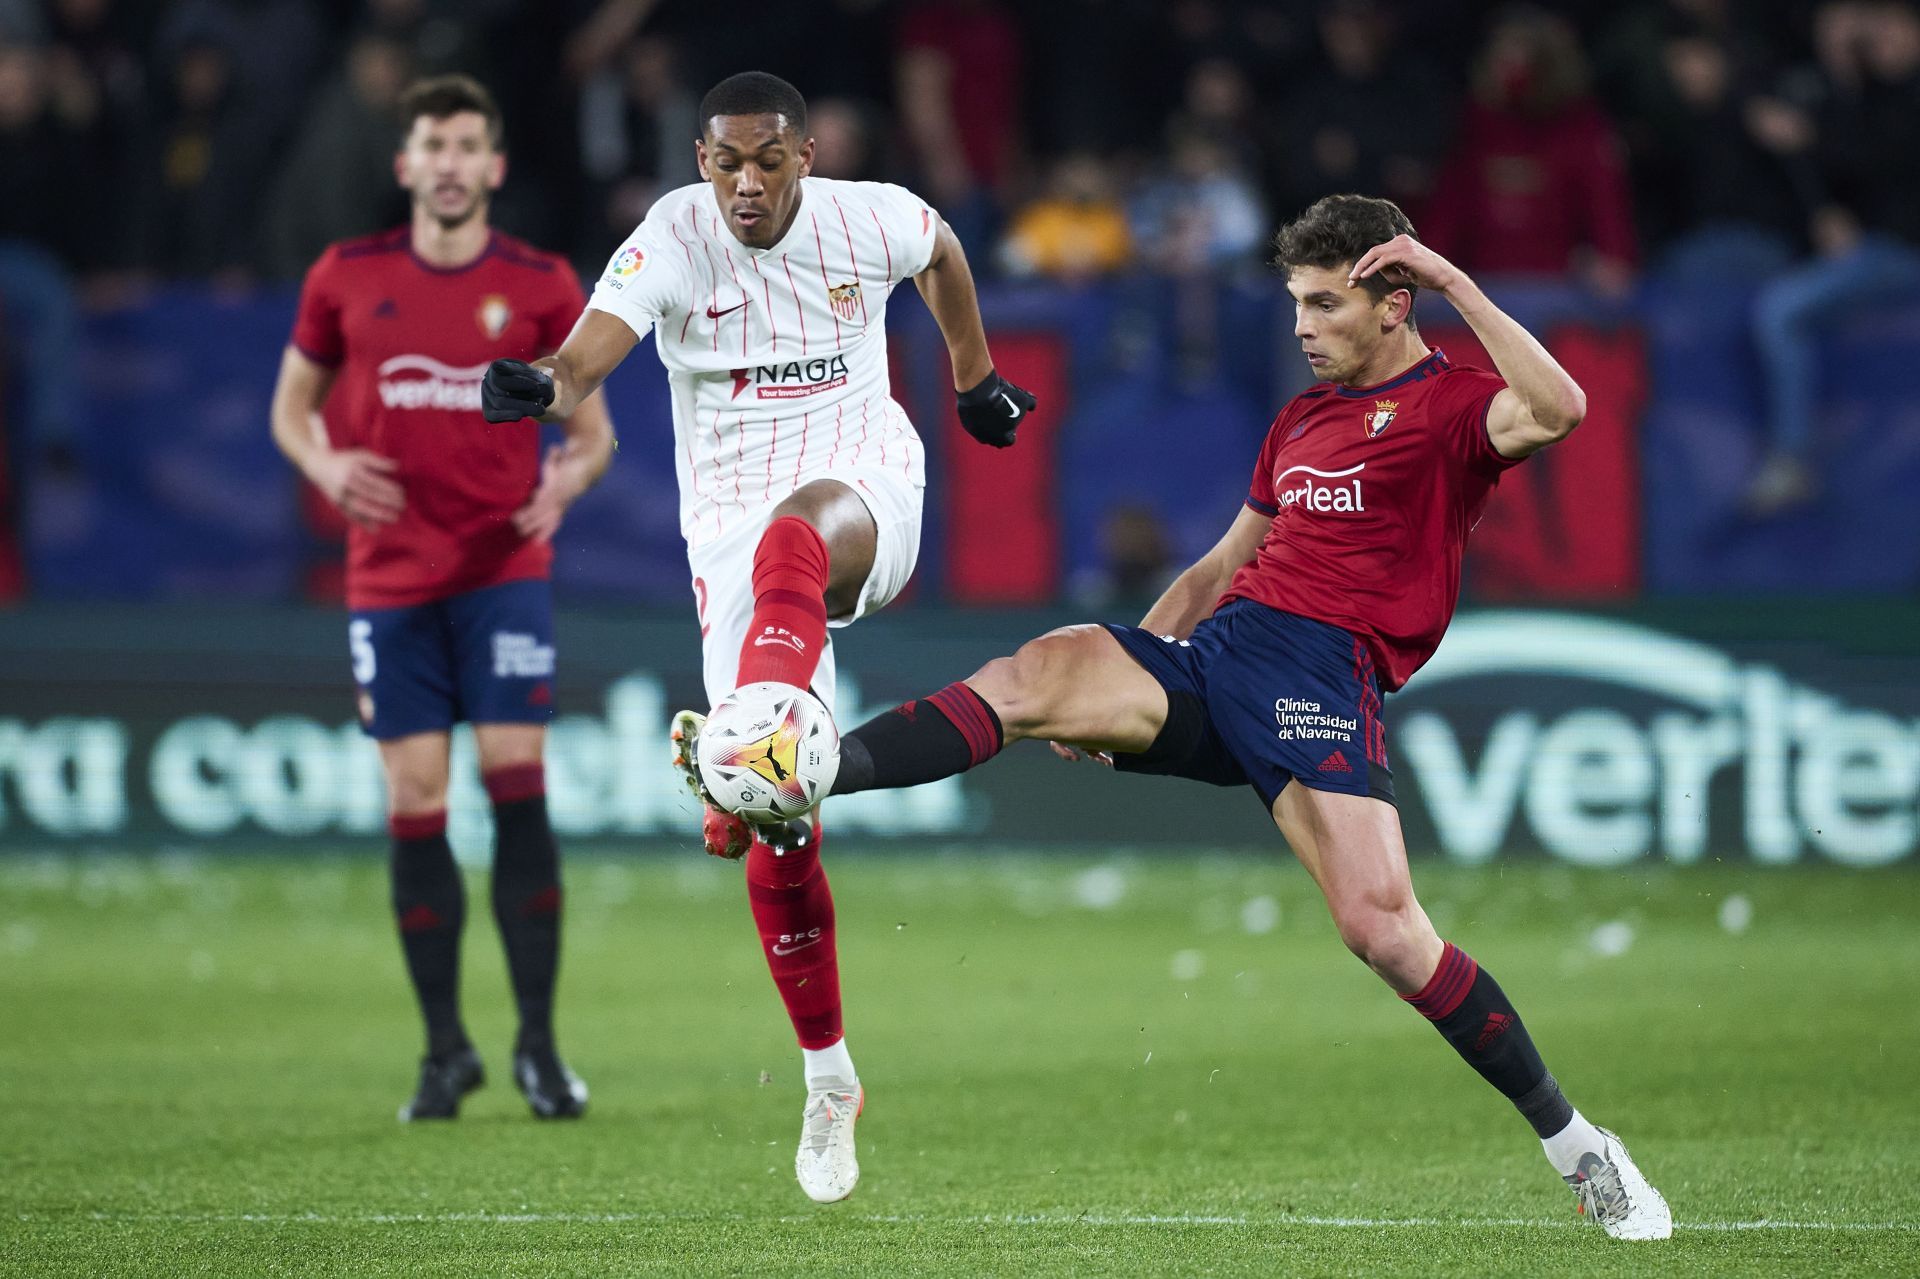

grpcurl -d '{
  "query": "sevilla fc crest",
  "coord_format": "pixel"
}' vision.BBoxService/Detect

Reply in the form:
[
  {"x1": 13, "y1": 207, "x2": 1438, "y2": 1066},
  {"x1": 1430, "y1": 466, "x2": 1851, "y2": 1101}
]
[
  {"x1": 477, "y1": 294, "x2": 512, "y2": 339},
  {"x1": 828, "y1": 281, "x2": 861, "y2": 321},
  {"x1": 1364, "y1": 398, "x2": 1398, "y2": 438}
]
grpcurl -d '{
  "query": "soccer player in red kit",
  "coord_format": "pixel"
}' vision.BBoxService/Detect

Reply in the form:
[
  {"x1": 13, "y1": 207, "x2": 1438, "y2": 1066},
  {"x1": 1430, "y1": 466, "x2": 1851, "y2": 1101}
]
[
  {"x1": 693, "y1": 195, "x2": 1673, "y2": 1239},
  {"x1": 270, "y1": 76, "x2": 615, "y2": 1122}
]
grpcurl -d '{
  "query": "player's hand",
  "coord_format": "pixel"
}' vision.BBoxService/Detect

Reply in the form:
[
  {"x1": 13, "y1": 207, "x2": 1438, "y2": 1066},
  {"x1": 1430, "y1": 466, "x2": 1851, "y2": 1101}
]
[
  {"x1": 310, "y1": 448, "x2": 404, "y2": 529},
  {"x1": 955, "y1": 369, "x2": 1036, "y2": 449},
  {"x1": 1049, "y1": 741, "x2": 1114, "y2": 767},
  {"x1": 482, "y1": 358, "x2": 555, "y2": 423},
  {"x1": 512, "y1": 444, "x2": 588, "y2": 543},
  {"x1": 1348, "y1": 234, "x2": 1465, "y2": 296}
]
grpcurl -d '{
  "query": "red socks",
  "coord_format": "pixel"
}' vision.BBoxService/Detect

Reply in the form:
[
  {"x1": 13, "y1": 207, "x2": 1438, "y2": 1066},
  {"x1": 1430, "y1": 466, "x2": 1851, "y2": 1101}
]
[
  {"x1": 736, "y1": 516, "x2": 830, "y2": 691},
  {"x1": 744, "y1": 827, "x2": 842, "y2": 1049}
]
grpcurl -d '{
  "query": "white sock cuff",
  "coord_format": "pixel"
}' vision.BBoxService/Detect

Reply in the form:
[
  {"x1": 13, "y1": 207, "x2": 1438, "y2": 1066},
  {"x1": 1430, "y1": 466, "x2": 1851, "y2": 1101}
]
[
  {"x1": 1541, "y1": 1109, "x2": 1606, "y2": 1179},
  {"x1": 802, "y1": 1039, "x2": 856, "y2": 1089}
]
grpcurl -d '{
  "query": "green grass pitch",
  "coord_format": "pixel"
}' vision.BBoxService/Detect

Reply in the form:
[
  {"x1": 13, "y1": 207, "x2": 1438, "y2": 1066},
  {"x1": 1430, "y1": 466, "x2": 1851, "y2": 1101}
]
[{"x1": 3, "y1": 850, "x2": 1917, "y2": 1276}]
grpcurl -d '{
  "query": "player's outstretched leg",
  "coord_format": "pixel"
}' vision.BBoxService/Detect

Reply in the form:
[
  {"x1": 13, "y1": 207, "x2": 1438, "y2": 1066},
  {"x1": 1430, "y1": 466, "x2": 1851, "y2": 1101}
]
[
  {"x1": 483, "y1": 760, "x2": 587, "y2": 1120},
  {"x1": 1275, "y1": 785, "x2": 1671, "y2": 1240},
  {"x1": 744, "y1": 824, "x2": 862, "y2": 1201},
  {"x1": 389, "y1": 808, "x2": 483, "y2": 1121},
  {"x1": 1402, "y1": 944, "x2": 1670, "y2": 1238}
]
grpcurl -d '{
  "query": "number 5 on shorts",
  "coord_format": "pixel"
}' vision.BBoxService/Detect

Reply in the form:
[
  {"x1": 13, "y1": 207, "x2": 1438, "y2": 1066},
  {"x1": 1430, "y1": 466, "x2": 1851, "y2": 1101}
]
[{"x1": 350, "y1": 619, "x2": 376, "y2": 684}]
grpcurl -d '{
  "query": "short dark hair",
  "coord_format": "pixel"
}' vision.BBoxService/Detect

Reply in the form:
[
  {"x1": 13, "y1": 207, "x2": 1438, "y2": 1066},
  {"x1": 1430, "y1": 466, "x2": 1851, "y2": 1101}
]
[
  {"x1": 699, "y1": 71, "x2": 807, "y2": 137},
  {"x1": 1271, "y1": 194, "x2": 1420, "y2": 309},
  {"x1": 397, "y1": 74, "x2": 503, "y2": 149}
]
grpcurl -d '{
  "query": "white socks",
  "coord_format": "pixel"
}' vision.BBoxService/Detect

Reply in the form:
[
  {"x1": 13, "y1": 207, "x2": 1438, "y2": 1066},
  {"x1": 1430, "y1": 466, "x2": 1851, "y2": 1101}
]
[
  {"x1": 802, "y1": 1039, "x2": 857, "y2": 1090},
  {"x1": 1541, "y1": 1109, "x2": 1608, "y2": 1178}
]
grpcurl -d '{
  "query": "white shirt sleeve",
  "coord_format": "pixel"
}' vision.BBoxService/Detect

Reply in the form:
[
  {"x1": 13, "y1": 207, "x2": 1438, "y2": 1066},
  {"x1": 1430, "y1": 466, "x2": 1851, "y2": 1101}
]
[
  {"x1": 586, "y1": 211, "x2": 690, "y2": 343},
  {"x1": 864, "y1": 182, "x2": 940, "y2": 283}
]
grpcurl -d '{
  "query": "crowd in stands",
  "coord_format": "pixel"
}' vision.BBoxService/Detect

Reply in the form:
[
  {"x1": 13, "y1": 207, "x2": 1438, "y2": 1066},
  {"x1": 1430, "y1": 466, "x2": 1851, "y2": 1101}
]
[{"x1": 2, "y1": 0, "x2": 1918, "y2": 525}]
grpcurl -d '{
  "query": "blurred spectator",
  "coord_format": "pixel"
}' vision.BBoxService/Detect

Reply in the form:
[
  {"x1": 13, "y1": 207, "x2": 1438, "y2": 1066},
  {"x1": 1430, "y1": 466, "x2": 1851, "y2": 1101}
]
[
  {"x1": 156, "y1": 0, "x2": 326, "y2": 159},
  {"x1": 1020, "y1": 0, "x2": 1167, "y2": 157},
  {"x1": 0, "y1": 38, "x2": 119, "y2": 272},
  {"x1": 895, "y1": 0, "x2": 1023, "y2": 251},
  {"x1": 1129, "y1": 124, "x2": 1266, "y2": 274},
  {"x1": 0, "y1": 42, "x2": 86, "y2": 596},
  {"x1": 1422, "y1": 5, "x2": 1638, "y2": 293},
  {"x1": 1072, "y1": 503, "x2": 1178, "y2": 614},
  {"x1": 359, "y1": 0, "x2": 494, "y2": 81},
  {"x1": 1743, "y1": 0, "x2": 1920, "y2": 516},
  {"x1": 1595, "y1": 0, "x2": 1805, "y2": 262},
  {"x1": 135, "y1": 36, "x2": 257, "y2": 277},
  {"x1": 576, "y1": 34, "x2": 697, "y2": 251},
  {"x1": 999, "y1": 152, "x2": 1134, "y2": 280},
  {"x1": 263, "y1": 34, "x2": 414, "y2": 280},
  {"x1": 807, "y1": 95, "x2": 885, "y2": 181},
  {"x1": 1273, "y1": 0, "x2": 1451, "y2": 219}
]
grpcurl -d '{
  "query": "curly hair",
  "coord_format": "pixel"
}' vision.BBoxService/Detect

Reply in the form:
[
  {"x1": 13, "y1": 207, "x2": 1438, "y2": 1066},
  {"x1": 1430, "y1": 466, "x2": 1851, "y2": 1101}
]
[
  {"x1": 1270, "y1": 194, "x2": 1420, "y2": 309},
  {"x1": 699, "y1": 71, "x2": 808, "y2": 137}
]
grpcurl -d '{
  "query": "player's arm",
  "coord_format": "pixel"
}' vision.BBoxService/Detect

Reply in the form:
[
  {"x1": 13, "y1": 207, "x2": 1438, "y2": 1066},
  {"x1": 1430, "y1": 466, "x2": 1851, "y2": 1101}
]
[
  {"x1": 1138, "y1": 504, "x2": 1272, "y2": 640},
  {"x1": 268, "y1": 346, "x2": 404, "y2": 528},
  {"x1": 1348, "y1": 235, "x2": 1586, "y2": 460},
  {"x1": 912, "y1": 216, "x2": 1037, "y2": 448},
  {"x1": 483, "y1": 308, "x2": 638, "y2": 425},
  {"x1": 511, "y1": 387, "x2": 617, "y2": 544}
]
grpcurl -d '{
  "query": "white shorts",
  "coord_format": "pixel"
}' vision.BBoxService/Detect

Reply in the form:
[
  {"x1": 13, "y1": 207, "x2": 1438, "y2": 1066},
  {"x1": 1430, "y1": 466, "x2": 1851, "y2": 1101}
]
[{"x1": 687, "y1": 467, "x2": 924, "y2": 708}]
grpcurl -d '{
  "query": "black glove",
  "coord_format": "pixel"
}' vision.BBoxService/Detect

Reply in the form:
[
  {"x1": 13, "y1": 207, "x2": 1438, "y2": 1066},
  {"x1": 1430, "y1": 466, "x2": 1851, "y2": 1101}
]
[
  {"x1": 481, "y1": 359, "x2": 555, "y2": 423},
  {"x1": 955, "y1": 369, "x2": 1036, "y2": 448}
]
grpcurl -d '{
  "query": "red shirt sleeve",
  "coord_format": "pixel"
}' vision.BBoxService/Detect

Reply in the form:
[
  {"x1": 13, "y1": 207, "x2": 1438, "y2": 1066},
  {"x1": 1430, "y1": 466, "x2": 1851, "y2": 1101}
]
[
  {"x1": 541, "y1": 258, "x2": 587, "y2": 354},
  {"x1": 1434, "y1": 368, "x2": 1521, "y2": 477},
  {"x1": 290, "y1": 247, "x2": 344, "y2": 368},
  {"x1": 1245, "y1": 408, "x2": 1294, "y2": 515}
]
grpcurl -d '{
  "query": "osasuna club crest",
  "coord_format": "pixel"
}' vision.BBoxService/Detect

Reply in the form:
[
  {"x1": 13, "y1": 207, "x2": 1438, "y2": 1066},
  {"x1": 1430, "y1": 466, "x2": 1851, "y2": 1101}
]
[
  {"x1": 477, "y1": 294, "x2": 512, "y2": 339},
  {"x1": 1364, "y1": 398, "x2": 1398, "y2": 437}
]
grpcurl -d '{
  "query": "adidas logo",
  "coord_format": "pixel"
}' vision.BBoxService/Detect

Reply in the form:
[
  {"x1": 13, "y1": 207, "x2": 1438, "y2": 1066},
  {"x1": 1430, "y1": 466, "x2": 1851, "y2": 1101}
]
[
  {"x1": 1317, "y1": 751, "x2": 1351, "y2": 773},
  {"x1": 1473, "y1": 1012, "x2": 1513, "y2": 1051}
]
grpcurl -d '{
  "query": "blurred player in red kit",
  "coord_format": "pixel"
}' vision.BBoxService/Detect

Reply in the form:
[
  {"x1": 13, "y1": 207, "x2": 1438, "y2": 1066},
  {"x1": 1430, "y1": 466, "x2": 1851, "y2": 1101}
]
[
  {"x1": 691, "y1": 195, "x2": 1673, "y2": 1239},
  {"x1": 270, "y1": 75, "x2": 615, "y2": 1123}
]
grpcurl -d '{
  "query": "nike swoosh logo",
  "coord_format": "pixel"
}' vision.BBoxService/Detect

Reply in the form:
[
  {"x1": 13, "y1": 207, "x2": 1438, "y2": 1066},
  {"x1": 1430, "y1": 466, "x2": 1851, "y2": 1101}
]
[
  {"x1": 706, "y1": 300, "x2": 750, "y2": 319},
  {"x1": 772, "y1": 937, "x2": 821, "y2": 956},
  {"x1": 998, "y1": 392, "x2": 1021, "y2": 418},
  {"x1": 754, "y1": 635, "x2": 802, "y2": 650}
]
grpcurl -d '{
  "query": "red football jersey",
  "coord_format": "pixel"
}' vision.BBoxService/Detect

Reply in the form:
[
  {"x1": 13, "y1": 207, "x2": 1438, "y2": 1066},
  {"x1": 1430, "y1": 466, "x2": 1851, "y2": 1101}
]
[
  {"x1": 290, "y1": 228, "x2": 585, "y2": 609},
  {"x1": 1221, "y1": 349, "x2": 1518, "y2": 692}
]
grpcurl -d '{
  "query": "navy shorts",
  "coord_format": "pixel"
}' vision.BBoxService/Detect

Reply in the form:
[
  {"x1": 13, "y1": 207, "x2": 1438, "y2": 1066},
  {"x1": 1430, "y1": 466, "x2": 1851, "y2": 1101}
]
[
  {"x1": 348, "y1": 578, "x2": 557, "y2": 740},
  {"x1": 1104, "y1": 600, "x2": 1393, "y2": 810}
]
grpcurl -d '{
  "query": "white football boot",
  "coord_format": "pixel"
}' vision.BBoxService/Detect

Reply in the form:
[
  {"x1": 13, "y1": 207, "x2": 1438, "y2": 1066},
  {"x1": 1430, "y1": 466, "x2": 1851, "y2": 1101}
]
[
  {"x1": 795, "y1": 1077, "x2": 864, "y2": 1203},
  {"x1": 1566, "y1": 1127, "x2": 1672, "y2": 1240}
]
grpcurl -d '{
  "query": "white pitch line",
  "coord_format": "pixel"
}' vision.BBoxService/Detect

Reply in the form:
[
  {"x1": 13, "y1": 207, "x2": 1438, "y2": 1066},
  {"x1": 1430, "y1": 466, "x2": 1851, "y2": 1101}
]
[{"x1": 20, "y1": 1211, "x2": 1913, "y2": 1234}]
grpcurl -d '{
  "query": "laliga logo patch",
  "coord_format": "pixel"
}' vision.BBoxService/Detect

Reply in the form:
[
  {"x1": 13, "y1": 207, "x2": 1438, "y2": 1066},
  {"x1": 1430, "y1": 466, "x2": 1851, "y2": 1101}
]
[
  {"x1": 476, "y1": 294, "x2": 512, "y2": 340},
  {"x1": 610, "y1": 245, "x2": 646, "y2": 278},
  {"x1": 1364, "y1": 398, "x2": 1398, "y2": 438},
  {"x1": 828, "y1": 281, "x2": 861, "y2": 321}
]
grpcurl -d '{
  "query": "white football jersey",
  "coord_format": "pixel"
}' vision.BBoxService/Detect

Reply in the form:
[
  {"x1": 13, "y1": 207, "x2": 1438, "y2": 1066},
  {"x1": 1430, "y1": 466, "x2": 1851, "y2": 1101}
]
[{"x1": 588, "y1": 177, "x2": 939, "y2": 547}]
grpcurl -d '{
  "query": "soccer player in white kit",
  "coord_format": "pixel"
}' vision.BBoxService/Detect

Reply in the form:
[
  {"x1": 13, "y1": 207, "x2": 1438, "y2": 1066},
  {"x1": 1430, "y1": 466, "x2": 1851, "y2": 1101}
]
[{"x1": 479, "y1": 72, "x2": 1036, "y2": 1203}]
